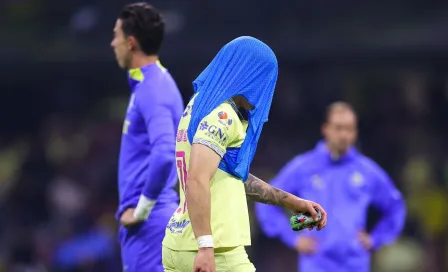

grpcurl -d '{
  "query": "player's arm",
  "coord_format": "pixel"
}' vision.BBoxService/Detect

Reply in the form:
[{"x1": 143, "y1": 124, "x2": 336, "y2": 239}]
[
  {"x1": 246, "y1": 174, "x2": 296, "y2": 208},
  {"x1": 253, "y1": 157, "x2": 303, "y2": 248},
  {"x1": 186, "y1": 143, "x2": 220, "y2": 243},
  {"x1": 134, "y1": 88, "x2": 177, "y2": 220},
  {"x1": 187, "y1": 106, "x2": 236, "y2": 247},
  {"x1": 246, "y1": 173, "x2": 327, "y2": 230},
  {"x1": 368, "y1": 165, "x2": 406, "y2": 250}
]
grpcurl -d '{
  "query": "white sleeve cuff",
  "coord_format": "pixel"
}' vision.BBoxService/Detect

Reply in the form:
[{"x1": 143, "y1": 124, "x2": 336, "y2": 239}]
[{"x1": 133, "y1": 195, "x2": 156, "y2": 220}]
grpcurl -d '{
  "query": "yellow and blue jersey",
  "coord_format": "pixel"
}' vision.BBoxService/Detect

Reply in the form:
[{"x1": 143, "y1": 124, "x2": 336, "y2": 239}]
[{"x1": 162, "y1": 95, "x2": 251, "y2": 250}]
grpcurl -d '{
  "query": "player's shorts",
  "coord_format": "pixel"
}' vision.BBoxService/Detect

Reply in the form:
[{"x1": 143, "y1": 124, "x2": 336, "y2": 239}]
[
  {"x1": 162, "y1": 245, "x2": 255, "y2": 272},
  {"x1": 119, "y1": 202, "x2": 178, "y2": 272}
]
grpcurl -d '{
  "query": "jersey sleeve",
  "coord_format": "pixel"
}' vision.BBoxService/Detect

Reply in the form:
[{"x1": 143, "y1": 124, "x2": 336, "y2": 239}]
[
  {"x1": 192, "y1": 105, "x2": 238, "y2": 158},
  {"x1": 134, "y1": 83, "x2": 178, "y2": 200}
]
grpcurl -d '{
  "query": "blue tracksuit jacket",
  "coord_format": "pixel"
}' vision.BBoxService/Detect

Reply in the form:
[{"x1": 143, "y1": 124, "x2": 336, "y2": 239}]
[
  {"x1": 255, "y1": 141, "x2": 406, "y2": 272},
  {"x1": 117, "y1": 62, "x2": 184, "y2": 272}
]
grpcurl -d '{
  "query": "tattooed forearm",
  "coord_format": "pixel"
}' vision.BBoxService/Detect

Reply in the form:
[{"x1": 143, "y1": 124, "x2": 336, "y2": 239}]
[{"x1": 244, "y1": 174, "x2": 289, "y2": 206}]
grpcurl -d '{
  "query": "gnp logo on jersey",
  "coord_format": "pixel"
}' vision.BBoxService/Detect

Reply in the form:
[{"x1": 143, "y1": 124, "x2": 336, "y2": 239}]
[
  {"x1": 351, "y1": 171, "x2": 364, "y2": 187},
  {"x1": 206, "y1": 125, "x2": 227, "y2": 142},
  {"x1": 199, "y1": 121, "x2": 228, "y2": 144},
  {"x1": 199, "y1": 121, "x2": 209, "y2": 131}
]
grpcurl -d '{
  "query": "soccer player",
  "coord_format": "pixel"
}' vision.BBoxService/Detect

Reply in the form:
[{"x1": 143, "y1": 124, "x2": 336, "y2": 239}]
[
  {"x1": 256, "y1": 102, "x2": 406, "y2": 272},
  {"x1": 162, "y1": 36, "x2": 327, "y2": 272},
  {"x1": 110, "y1": 3, "x2": 184, "y2": 272}
]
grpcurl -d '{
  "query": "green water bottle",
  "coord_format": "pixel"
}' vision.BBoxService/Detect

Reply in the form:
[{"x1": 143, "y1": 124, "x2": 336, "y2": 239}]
[{"x1": 290, "y1": 209, "x2": 322, "y2": 231}]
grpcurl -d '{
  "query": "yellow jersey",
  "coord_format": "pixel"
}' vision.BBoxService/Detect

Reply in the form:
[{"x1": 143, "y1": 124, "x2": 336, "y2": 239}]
[{"x1": 162, "y1": 95, "x2": 251, "y2": 250}]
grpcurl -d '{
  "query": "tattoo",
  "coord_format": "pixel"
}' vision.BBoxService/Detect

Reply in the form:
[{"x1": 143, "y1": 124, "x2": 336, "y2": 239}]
[{"x1": 244, "y1": 174, "x2": 289, "y2": 206}]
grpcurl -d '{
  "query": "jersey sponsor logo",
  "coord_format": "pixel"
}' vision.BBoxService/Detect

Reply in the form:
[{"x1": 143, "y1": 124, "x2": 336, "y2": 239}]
[
  {"x1": 206, "y1": 125, "x2": 227, "y2": 142},
  {"x1": 166, "y1": 217, "x2": 191, "y2": 234},
  {"x1": 176, "y1": 129, "x2": 188, "y2": 142},
  {"x1": 198, "y1": 121, "x2": 227, "y2": 145},
  {"x1": 199, "y1": 121, "x2": 209, "y2": 131},
  {"x1": 218, "y1": 111, "x2": 228, "y2": 119},
  {"x1": 217, "y1": 111, "x2": 233, "y2": 127},
  {"x1": 218, "y1": 119, "x2": 233, "y2": 127}
]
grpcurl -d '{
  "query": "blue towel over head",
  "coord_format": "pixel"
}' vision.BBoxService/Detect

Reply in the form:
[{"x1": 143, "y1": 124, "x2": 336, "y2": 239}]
[{"x1": 187, "y1": 36, "x2": 278, "y2": 181}]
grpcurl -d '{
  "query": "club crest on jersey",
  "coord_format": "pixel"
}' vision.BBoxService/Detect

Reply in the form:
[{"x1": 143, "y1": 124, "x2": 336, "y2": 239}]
[
  {"x1": 311, "y1": 175, "x2": 324, "y2": 189},
  {"x1": 351, "y1": 172, "x2": 364, "y2": 186}
]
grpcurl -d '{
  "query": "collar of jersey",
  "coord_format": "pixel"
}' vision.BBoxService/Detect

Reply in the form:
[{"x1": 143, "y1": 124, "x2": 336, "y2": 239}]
[{"x1": 127, "y1": 61, "x2": 165, "y2": 90}]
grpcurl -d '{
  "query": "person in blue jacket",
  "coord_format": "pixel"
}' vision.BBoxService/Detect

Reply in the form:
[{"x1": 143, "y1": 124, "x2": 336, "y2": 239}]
[
  {"x1": 111, "y1": 3, "x2": 184, "y2": 272},
  {"x1": 255, "y1": 102, "x2": 406, "y2": 272}
]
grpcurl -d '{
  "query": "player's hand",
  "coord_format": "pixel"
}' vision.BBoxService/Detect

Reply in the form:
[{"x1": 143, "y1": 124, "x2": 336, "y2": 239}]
[
  {"x1": 120, "y1": 208, "x2": 143, "y2": 228},
  {"x1": 358, "y1": 230, "x2": 373, "y2": 251},
  {"x1": 295, "y1": 236, "x2": 318, "y2": 255},
  {"x1": 292, "y1": 199, "x2": 327, "y2": 230},
  {"x1": 193, "y1": 248, "x2": 215, "y2": 272}
]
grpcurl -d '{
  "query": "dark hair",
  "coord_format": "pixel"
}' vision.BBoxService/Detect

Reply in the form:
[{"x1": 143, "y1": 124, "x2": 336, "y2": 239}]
[
  {"x1": 119, "y1": 2, "x2": 164, "y2": 55},
  {"x1": 324, "y1": 101, "x2": 357, "y2": 123}
]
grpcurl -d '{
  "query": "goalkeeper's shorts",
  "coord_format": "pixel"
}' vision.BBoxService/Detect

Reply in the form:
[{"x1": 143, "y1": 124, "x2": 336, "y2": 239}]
[
  {"x1": 119, "y1": 202, "x2": 178, "y2": 272},
  {"x1": 162, "y1": 245, "x2": 255, "y2": 272}
]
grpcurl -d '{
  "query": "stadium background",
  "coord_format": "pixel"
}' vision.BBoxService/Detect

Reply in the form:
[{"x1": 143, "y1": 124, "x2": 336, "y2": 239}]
[{"x1": 1, "y1": 0, "x2": 448, "y2": 271}]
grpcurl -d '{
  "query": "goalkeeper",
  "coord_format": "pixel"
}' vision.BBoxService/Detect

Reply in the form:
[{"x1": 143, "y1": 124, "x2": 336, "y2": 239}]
[{"x1": 111, "y1": 3, "x2": 184, "y2": 272}]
